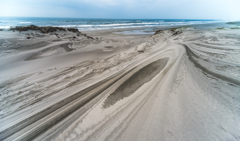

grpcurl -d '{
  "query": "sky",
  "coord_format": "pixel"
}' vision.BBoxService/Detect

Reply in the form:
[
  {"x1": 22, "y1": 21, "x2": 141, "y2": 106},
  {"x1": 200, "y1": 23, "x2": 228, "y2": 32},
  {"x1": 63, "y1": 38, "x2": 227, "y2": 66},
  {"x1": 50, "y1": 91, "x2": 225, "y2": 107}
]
[{"x1": 0, "y1": 0, "x2": 240, "y2": 20}]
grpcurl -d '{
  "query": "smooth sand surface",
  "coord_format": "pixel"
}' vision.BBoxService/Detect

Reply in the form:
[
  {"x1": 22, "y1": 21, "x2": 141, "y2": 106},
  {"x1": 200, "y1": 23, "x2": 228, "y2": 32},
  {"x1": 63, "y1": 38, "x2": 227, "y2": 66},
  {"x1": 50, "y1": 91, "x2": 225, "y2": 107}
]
[{"x1": 0, "y1": 25, "x2": 240, "y2": 141}]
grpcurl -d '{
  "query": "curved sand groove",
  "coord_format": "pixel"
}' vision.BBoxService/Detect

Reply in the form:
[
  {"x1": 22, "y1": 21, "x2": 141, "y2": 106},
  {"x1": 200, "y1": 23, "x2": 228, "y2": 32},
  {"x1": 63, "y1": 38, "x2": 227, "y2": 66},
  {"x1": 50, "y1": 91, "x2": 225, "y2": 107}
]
[
  {"x1": 0, "y1": 34, "x2": 179, "y2": 140},
  {"x1": 1, "y1": 28, "x2": 240, "y2": 141},
  {"x1": 52, "y1": 30, "x2": 240, "y2": 141},
  {"x1": 51, "y1": 43, "x2": 185, "y2": 141}
]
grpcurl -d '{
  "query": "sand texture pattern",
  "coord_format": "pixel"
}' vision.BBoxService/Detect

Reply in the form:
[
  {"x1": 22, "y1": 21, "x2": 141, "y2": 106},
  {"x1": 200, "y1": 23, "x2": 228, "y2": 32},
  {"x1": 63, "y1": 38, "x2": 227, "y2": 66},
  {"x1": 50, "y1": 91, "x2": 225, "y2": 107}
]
[{"x1": 0, "y1": 26, "x2": 240, "y2": 141}]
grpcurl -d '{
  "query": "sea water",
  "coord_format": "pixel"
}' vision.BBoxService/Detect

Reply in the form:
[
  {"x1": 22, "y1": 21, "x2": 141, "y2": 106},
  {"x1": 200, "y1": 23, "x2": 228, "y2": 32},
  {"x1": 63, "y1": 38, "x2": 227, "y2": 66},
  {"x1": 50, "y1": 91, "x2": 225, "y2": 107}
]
[{"x1": 0, "y1": 17, "x2": 222, "y2": 31}]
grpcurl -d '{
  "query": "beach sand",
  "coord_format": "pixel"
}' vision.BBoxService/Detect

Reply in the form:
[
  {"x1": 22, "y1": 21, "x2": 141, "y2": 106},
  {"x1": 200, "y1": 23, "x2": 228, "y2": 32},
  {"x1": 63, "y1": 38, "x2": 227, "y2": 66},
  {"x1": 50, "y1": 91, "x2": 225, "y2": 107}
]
[{"x1": 0, "y1": 24, "x2": 240, "y2": 141}]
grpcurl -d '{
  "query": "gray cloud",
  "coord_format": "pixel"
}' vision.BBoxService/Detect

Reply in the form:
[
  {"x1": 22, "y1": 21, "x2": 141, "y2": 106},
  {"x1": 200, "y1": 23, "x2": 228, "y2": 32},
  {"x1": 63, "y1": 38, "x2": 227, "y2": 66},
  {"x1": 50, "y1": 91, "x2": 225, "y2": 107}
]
[{"x1": 0, "y1": 0, "x2": 239, "y2": 20}]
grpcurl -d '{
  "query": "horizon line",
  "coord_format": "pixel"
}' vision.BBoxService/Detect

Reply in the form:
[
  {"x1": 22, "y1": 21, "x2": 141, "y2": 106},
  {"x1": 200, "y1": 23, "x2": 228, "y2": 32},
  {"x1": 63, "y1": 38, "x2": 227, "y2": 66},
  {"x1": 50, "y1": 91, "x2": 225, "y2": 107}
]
[{"x1": 0, "y1": 16, "x2": 224, "y2": 21}]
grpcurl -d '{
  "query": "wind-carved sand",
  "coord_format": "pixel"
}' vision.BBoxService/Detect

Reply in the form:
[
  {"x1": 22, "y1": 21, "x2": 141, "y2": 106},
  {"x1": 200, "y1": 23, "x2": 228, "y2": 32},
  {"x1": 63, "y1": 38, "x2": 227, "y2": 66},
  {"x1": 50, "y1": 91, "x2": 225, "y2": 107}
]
[{"x1": 0, "y1": 25, "x2": 240, "y2": 141}]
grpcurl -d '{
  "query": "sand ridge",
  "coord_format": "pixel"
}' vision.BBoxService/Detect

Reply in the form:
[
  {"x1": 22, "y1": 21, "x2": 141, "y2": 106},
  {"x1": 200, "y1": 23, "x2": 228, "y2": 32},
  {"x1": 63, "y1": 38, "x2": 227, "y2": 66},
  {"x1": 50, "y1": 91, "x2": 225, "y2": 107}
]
[{"x1": 0, "y1": 25, "x2": 240, "y2": 141}]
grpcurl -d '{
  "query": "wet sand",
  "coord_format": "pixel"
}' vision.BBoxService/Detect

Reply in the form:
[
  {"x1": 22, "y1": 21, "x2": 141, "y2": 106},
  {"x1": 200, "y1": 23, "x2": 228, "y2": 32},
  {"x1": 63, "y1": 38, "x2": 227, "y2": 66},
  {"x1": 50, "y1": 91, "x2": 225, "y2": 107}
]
[{"x1": 0, "y1": 24, "x2": 240, "y2": 141}]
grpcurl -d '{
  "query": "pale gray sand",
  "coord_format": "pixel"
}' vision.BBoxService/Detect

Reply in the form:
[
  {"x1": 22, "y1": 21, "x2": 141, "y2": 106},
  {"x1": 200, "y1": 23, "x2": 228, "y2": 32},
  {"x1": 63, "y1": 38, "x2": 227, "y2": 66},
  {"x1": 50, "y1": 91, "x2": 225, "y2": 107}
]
[{"x1": 0, "y1": 25, "x2": 240, "y2": 141}]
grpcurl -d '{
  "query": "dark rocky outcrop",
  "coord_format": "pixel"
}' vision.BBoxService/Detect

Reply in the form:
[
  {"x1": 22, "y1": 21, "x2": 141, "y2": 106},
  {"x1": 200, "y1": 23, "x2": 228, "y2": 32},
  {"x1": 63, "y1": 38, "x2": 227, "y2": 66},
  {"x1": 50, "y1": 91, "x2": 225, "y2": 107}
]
[
  {"x1": 9, "y1": 25, "x2": 98, "y2": 40},
  {"x1": 153, "y1": 28, "x2": 183, "y2": 36},
  {"x1": 170, "y1": 28, "x2": 178, "y2": 32},
  {"x1": 154, "y1": 30, "x2": 164, "y2": 35},
  {"x1": 170, "y1": 26, "x2": 194, "y2": 32},
  {"x1": 80, "y1": 33, "x2": 94, "y2": 40},
  {"x1": 86, "y1": 36, "x2": 94, "y2": 40},
  {"x1": 67, "y1": 28, "x2": 79, "y2": 33},
  {"x1": 9, "y1": 25, "x2": 81, "y2": 34},
  {"x1": 172, "y1": 31, "x2": 182, "y2": 36}
]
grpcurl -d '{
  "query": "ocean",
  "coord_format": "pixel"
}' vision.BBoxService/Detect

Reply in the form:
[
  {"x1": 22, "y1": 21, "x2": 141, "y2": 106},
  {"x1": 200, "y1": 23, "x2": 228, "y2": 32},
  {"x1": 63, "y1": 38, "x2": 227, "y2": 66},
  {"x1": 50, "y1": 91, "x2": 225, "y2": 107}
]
[{"x1": 0, "y1": 17, "x2": 221, "y2": 31}]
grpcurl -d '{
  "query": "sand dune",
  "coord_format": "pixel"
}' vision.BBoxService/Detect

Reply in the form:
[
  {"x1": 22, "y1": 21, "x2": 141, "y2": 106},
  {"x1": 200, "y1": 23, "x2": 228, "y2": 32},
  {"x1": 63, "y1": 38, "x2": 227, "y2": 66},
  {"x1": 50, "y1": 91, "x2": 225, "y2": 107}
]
[{"x1": 0, "y1": 26, "x2": 240, "y2": 141}]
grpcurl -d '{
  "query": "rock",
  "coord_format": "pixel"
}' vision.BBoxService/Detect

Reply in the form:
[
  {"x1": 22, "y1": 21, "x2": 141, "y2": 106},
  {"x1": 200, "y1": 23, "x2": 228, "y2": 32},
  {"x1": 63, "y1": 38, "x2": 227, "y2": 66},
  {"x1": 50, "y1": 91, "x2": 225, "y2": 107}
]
[
  {"x1": 172, "y1": 31, "x2": 182, "y2": 36},
  {"x1": 9, "y1": 25, "x2": 80, "y2": 34},
  {"x1": 81, "y1": 33, "x2": 87, "y2": 36},
  {"x1": 70, "y1": 36, "x2": 77, "y2": 41},
  {"x1": 54, "y1": 33, "x2": 60, "y2": 38},
  {"x1": 0, "y1": 29, "x2": 3, "y2": 31},
  {"x1": 154, "y1": 30, "x2": 164, "y2": 35},
  {"x1": 86, "y1": 36, "x2": 94, "y2": 40},
  {"x1": 27, "y1": 37, "x2": 31, "y2": 39},
  {"x1": 67, "y1": 28, "x2": 79, "y2": 33},
  {"x1": 45, "y1": 27, "x2": 50, "y2": 33}
]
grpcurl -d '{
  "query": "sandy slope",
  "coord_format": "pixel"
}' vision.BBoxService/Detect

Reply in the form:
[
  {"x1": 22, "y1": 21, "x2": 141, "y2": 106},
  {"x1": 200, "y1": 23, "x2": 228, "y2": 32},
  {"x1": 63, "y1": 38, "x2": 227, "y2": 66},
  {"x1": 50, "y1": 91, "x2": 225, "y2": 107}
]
[{"x1": 0, "y1": 26, "x2": 240, "y2": 141}]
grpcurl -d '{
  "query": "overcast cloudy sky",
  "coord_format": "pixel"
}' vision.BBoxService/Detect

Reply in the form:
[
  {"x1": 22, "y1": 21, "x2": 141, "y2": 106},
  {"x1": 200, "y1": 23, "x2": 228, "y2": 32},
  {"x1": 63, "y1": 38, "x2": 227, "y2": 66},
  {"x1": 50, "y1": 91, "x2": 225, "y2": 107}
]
[{"x1": 0, "y1": 0, "x2": 239, "y2": 20}]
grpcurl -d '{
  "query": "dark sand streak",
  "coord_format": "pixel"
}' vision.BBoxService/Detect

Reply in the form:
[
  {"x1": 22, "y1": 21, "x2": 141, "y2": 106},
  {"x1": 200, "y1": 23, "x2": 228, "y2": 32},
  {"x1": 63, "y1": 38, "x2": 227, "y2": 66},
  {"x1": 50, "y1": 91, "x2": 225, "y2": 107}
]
[{"x1": 103, "y1": 58, "x2": 168, "y2": 108}]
